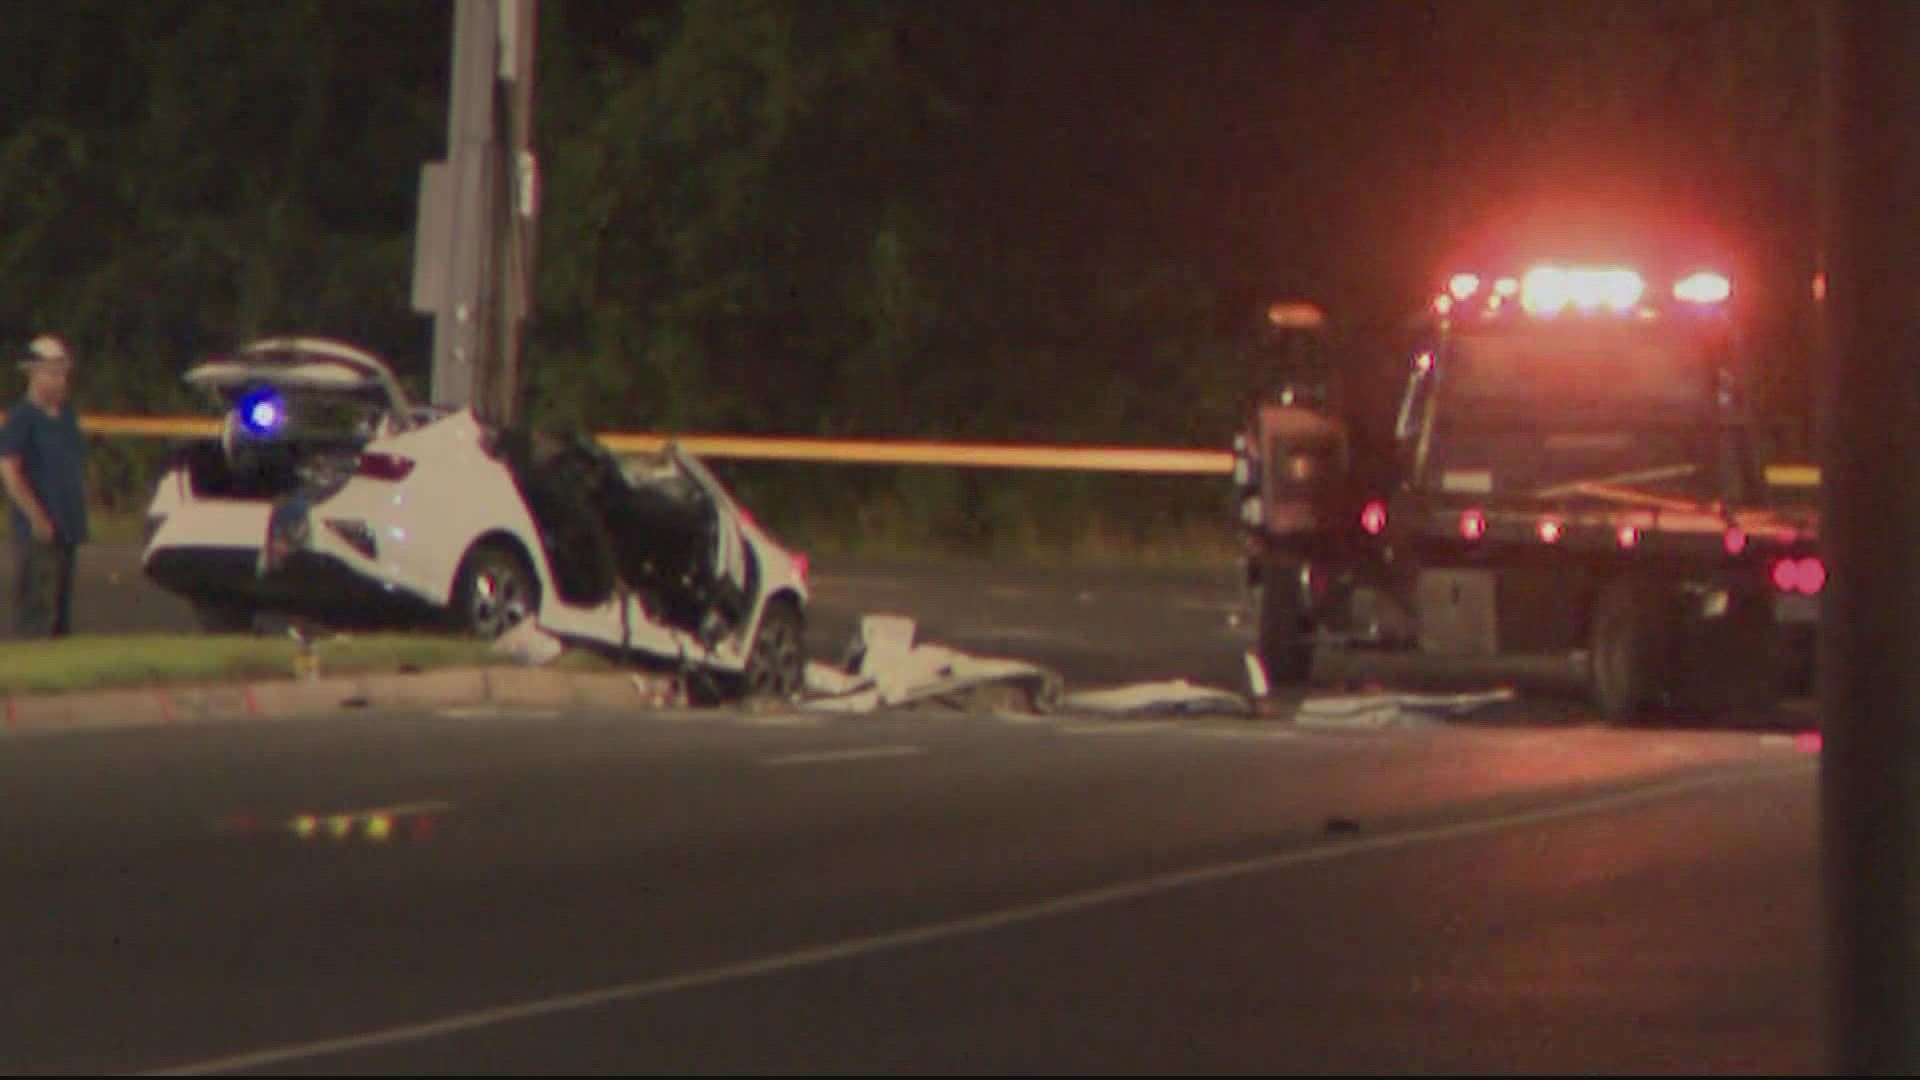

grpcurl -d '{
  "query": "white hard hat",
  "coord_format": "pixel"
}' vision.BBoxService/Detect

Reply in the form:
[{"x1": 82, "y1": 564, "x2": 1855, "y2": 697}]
[{"x1": 19, "y1": 334, "x2": 72, "y2": 371}]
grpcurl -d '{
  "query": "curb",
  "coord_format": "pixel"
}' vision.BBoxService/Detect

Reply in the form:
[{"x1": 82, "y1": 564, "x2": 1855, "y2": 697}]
[{"x1": 0, "y1": 666, "x2": 686, "y2": 737}]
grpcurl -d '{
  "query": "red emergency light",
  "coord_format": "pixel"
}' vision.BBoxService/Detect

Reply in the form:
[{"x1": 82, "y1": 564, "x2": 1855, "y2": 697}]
[{"x1": 1432, "y1": 263, "x2": 1731, "y2": 323}]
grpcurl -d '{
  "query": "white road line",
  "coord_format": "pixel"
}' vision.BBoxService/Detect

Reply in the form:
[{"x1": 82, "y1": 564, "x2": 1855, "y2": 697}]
[
  {"x1": 760, "y1": 745, "x2": 926, "y2": 767},
  {"x1": 137, "y1": 759, "x2": 1814, "y2": 1077},
  {"x1": 437, "y1": 707, "x2": 561, "y2": 721},
  {"x1": 951, "y1": 627, "x2": 1083, "y2": 645},
  {"x1": 1191, "y1": 725, "x2": 1309, "y2": 741},
  {"x1": 1058, "y1": 720, "x2": 1179, "y2": 735},
  {"x1": 808, "y1": 575, "x2": 909, "y2": 591},
  {"x1": 738, "y1": 713, "x2": 827, "y2": 729}
]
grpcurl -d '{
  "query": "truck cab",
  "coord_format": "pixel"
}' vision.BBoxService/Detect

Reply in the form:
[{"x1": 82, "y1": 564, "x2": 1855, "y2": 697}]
[{"x1": 1235, "y1": 257, "x2": 1821, "y2": 718}]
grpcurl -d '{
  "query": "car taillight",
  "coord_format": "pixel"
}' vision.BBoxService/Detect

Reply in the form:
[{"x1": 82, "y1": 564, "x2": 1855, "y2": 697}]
[
  {"x1": 794, "y1": 552, "x2": 810, "y2": 587},
  {"x1": 1771, "y1": 556, "x2": 1826, "y2": 596},
  {"x1": 1360, "y1": 499, "x2": 1388, "y2": 536},
  {"x1": 1723, "y1": 526, "x2": 1748, "y2": 555},
  {"x1": 1617, "y1": 524, "x2": 1641, "y2": 549},
  {"x1": 1537, "y1": 517, "x2": 1563, "y2": 544},
  {"x1": 356, "y1": 453, "x2": 415, "y2": 482}
]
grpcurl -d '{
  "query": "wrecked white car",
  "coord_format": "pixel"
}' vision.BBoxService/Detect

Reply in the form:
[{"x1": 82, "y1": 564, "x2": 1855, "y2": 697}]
[{"x1": 141, "y1": 336, "x2": 810, "y2": 700}]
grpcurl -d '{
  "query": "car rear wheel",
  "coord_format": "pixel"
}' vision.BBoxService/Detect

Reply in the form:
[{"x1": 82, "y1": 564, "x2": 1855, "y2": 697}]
[
  {"x1": 452, "y1": 544, "x2": 539, "y2": 640},
  {"x1": 742, "y1": 598, "x2": 806, "y2": 701}
]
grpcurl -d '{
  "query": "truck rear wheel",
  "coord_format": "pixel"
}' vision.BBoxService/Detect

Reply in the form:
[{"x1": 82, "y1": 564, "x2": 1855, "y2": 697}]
[
  {"x1": 1589, "y1": 577, "x2": 1674, "y2": 720},
  {"x1": 1257, "y1": 571, "x2": 1314, "y2": 690}
]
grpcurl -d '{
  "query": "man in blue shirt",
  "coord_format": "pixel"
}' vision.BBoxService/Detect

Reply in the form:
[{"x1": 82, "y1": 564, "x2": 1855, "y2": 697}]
[{"x1": 0, "y1": 335, "x2": 89, "y2": 638}]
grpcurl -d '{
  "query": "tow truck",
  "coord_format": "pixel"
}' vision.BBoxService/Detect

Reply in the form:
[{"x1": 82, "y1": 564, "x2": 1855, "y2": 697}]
[{"x1": 1232, "y1": 246, "x2": 1821, "y2": 718}]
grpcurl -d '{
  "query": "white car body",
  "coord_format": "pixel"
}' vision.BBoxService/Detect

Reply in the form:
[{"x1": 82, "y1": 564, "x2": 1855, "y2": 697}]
[{"x1": 142, "y1": 337, "x2": 811, "y2": 697}]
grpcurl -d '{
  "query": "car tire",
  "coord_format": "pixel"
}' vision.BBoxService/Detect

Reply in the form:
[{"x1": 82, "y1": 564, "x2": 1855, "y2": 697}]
[
  {"x1": 741, "y1": 598, "x2": 806, "y2": 702},
  {"x1": 192, "y1": 599, "x2": 257, "y2": 635},
  {"x1": 1257, "y1": 573, "x2": 1314, "y2": 691},
  {"x1": 1589, "y1": 576, "x2": 1674, "y2": 720},
  {"x1": 451, "y1": 544, "x2": 540, "y2": 640}
]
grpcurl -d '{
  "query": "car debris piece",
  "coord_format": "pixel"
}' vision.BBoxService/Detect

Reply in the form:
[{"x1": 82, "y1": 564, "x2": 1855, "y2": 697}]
[
  {"x1": 1292, "y1": 687, "x2": 1518, "y2": 730},
  {"x1": 803, "y1": 615, "x2": 1063, "y2": 714},
  {"x1": 1061, "y1": 679, "x2": 1253, "y2": 717}
]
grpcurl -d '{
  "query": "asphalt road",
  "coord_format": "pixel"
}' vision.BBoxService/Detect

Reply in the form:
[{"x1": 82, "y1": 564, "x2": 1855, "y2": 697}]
[{"x1": 0, "y1": 704, "x2": 1819, "y2": 1075}]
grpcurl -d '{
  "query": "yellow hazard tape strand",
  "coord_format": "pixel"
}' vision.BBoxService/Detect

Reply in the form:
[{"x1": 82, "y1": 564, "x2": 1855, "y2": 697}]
[
  {"x1": 79, "y1": 414, "x2": 1236, "y2": 475},
  {"x1": 76, "y1": 412, "x2": 1816, "y2": 483}
]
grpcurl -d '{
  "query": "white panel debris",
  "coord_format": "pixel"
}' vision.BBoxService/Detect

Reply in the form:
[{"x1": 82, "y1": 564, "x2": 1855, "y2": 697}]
[
  {"x1": 1292, "y1": 687, "x2": 1518, "y2": 730},
  {"x1": 800, "y1": 615, "x2": 1518, "y2": 725},
  {"x1": 1061, "y1": 679, "x2": 1253, "y2": 716},
  {"x1": 803, "y1": 615, "x2": 1063, "y2": 713}
]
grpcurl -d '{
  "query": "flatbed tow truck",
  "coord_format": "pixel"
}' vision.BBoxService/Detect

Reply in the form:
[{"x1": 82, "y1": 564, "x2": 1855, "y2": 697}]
[{"x1": 1232, "y1": 239, "x2": 1821, "y2": 718}]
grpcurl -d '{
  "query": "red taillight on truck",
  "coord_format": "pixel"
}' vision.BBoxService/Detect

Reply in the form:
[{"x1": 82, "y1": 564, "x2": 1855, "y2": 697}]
[
  {"x1": 1771, "y1": 556, "x2": 1826, "y2": 596},
  {"x1": 1460, "y1": 508, "x2": 1487, "y2": 542},
  {"x1": 356, "y1": 453, "x2": 415, "y2": 482},
  {"x1": 1360, "y1": 499, "x2": 1388, "y2": 536}
]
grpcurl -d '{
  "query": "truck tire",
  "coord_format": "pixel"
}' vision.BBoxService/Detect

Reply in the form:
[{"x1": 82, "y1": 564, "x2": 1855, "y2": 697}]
[
  {"x1": 1257, "y1": 572, "x2": 1314, "y2": 690},
  {"x1": 1589, "y1": 577, "x2": 1673, "y2": 720}
]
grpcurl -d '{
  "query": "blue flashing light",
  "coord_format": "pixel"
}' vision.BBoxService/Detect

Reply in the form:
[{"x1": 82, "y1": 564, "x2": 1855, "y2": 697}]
[{"x1": 237, "y1": 387, "x2": 287, "y2": 436}]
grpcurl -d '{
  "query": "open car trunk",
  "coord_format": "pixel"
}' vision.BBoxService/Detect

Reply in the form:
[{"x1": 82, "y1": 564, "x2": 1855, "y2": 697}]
[{"x1": 175, "y1": 337, "x2": 414, "y2": 502}]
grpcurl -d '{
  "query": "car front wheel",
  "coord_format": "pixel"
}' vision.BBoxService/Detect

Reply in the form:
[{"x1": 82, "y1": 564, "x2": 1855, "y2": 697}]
[{"x1": 742, "y1": 599, "x2": 806, "y2": 701}]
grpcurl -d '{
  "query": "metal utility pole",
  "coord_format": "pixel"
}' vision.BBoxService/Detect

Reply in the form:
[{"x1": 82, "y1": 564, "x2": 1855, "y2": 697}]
[
  {"x1": 1817, "y1": 1, "x2": 1920, "y2": 1073},
  {"x1": 413, "y1": 0, "x2": 538, "y2": 426}
]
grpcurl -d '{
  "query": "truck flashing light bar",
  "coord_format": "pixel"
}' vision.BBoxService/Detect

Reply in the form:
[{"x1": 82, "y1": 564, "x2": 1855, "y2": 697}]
[{"x1": 1434, "y1": 265, "x2": 1731, "y2": 320}]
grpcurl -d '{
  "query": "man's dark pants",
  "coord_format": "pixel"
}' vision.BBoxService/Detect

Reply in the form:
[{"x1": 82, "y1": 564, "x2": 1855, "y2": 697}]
[{"x1": 12, "y1": 539, "x2": 76, "y2": 638}]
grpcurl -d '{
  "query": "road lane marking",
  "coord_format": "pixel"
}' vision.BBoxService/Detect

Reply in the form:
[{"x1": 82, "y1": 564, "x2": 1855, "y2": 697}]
[
  {"x1": 950, "y1": 626, "x2": 1085, "y2": 646},
  {"x1": 760, "y1": 745, "x2": 926, "y2": 767},
  {"x1": 738, "y1": 713, "x2": 827, "y2": 729},
  {"x1": 137, "y1": 758, "x2": 1811, "y2": 1076},
  {"x1": 1058, "y1": 720, "x2": 1178, "y2": 736},
  {"x1": 1191, "y1": 725, "x2": 1309, "y2": 741},
  {"x1": 438, "y1": 707, "x2": 560, "y2": 721},
  {"x1": 808, "y1": 574, "x2": 910, "y2": 591}
]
